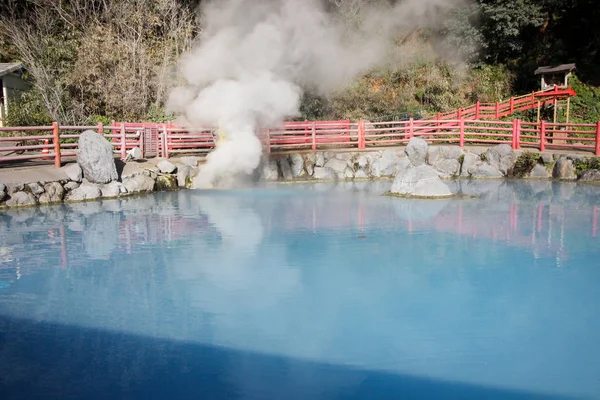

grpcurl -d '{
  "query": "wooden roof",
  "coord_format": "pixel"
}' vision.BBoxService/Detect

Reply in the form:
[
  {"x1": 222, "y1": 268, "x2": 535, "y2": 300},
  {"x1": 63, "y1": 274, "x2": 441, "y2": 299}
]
[
  {"x1": 534, "y1": 64, "x2": 576, "y2": 75},
  {"x1": 0, "y1": 62, "x2": 24, "y2": 77}
]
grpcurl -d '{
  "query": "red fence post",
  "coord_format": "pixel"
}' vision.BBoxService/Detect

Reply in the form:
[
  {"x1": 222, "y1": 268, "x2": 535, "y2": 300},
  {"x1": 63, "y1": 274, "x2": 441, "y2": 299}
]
[
  {"x1": 97, "y1": 122, "x2": 103, "y2": 135},
  {"x1": 457, "y1": 108, "x2": 462, "y2": 119},
  {"x1": 266, "y1": 128, "x2": 272, "y2": 154},
  {"x1": 120, "y1": 123, "x2": 127, "y2": 160},
  {"x1": 409, "y1": 118, "x2": 414, "y2": 140},
  {"x1": 311, "y1": 122, "x2": 316, "y2": 151},
  {"x1": 358, "y1": 120, "x2": 365, "y2": 150},
  {"x1": 52, "y1": 121, "x2": 61, "y2": 168},
  {"x1": 475, "y1": 101, "x2": 480, "y2": 119},
  {"x1": 596, "y1": 121, "x2": 600, "y2": 156},
  {"x1": 512, "y1": 119, "x2": 521, "y2": 150},
  {"x1": 540, "y1": 120, "x2": 546, "y2": 152},
  {"x1": 495, "y1": 102, "x2": 500, "y2": 119},
  {"x1": 510, "y1": 97, "x2": 514, "y2": 115},
  {"x1": 459, "y1": 118, "x2": 465, "y2": 148}
]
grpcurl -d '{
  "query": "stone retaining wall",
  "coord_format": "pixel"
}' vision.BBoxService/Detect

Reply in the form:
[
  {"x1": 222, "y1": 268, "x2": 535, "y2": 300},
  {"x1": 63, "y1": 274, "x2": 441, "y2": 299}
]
[
  {"x1": 259, "y1": 144, "x2": 600, "y2": 184},
  {"x1": 0, "y1": 158, "x2": 198, "y2": 209}
]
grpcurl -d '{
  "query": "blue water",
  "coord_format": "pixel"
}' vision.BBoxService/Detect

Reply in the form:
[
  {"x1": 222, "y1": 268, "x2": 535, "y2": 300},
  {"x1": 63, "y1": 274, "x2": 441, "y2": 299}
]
[{"x1": 1, "y1": 180, "x2": 599, "y2": 399}]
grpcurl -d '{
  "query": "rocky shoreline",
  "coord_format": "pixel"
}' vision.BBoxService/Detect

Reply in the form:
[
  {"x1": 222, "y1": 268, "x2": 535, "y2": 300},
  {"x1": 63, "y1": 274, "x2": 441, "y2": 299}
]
[{"x1": 2, "y1": 131, "x2": 600, "y2": 209}]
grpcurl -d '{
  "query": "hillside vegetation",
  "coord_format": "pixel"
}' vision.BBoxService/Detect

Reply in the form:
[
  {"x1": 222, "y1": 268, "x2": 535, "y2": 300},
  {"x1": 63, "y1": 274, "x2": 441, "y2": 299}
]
[{"x1": 1, "y1": 0, "x2": 599, "y2": 126}]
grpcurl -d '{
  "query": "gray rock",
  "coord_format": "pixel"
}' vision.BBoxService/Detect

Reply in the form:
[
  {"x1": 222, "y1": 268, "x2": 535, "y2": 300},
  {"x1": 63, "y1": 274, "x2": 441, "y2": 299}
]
[
  {"x1": 485, "y1": 144, "x2": 516, "y2": 175},
  {"x1": 356, "y1": 154, "x2": 369, "y2": 169},
  {"x1": 540, "y1": 153, "x2": 554, "y2": 164},
  {"x1": 468, "y1": 162, "x2": 504, "y2": 179},
  {"x1": 176, "y1": 165, "x2": 193, "y2": 187},
  {"x1": 278, "y1": 157, "x2": 293, "y2": 180},
  {"x1": 580, "y1": 169, "x2": 600, "y2": 182},
  {"x1": 460, "y1": 153, "x2": 479, "y2": 177},
  {"x1": 66, "y1": 184, "x2": 102, "y2": 202},
  {"x1": 179, "y1": 156, "x2": 198, "y2": 167},
  {"x1": 390, "y1": 165, "x2": 455, "y2": 198},
  {"x1": 64, "y1": 181, "x2": 80, "y2": 191},
  {"x1": 6, "y1": 183, "x2": 24, "y2": 195},
  {"x1": 0, "y1": 183, "x2": 5, "y2": 202},
  {"x1": 305, "y1": 156, "x2": 314, "y2": 176},
  {"x1": 434, "y1": 159, "x2": 460, "y2": 177},
  {"x1": 405, "y1": 137, "x2": 428, "y2": 166},
  {"x1": 552, "y1": 157, "x2": 577, "y2": 180},
  {"x1": 354, "y1": 169, "x2": 368, "y2": 179},
  {"x1": 27, "y1": 182, "x2": 45, "y2": 196},
  {"x1": 427, "y1": 147, "x2": 441, "y2": 165},
  {"x1": 372, "y1": 150, "x2": 403, "y2": 177},
  {"x1": 38, "y1": 182, "x2": 65, "y2": 204},
  {"x1": 100, "y1": 181, "x2": 125, "y2": 198},
  {"x1": 123, "y1": 174, "x2": 156, "y2": 193},
  {"x1": 334, "y1": 152, "x2": 353, "y2": 161},
  {"x1": 313, "y1": 167, "x2": 337, "y2": 180},
  {"x1": 324, "y1": 158, "x2": 348, "y2": 175},
  {"x1": 5, "y1": 191, "x2": 37, "y2": 207},
  {"x1": 157, "y1": 159, "x2": 177, "y2": 174},
  {"x1": 61, "y1": 163, "x2": 83, "y2": 182},
  {"x1": 289, "y1": 154, "x2": 305, "y2": 178},
  {"x1": 315, "y1": 153, "x2": 325, "y2": 167},
  {"x1": 528, "y1": 164, "x2": 550, "y2": 179},
  {"x1": 261, "y1": 159, "x2": 280, "y2": 181},
  {"x1": 77, "y1": 130, "x2": 118, "y2": 184},
  {"x1": 343, "y1": 167, "x2": 354, "y2": 179}
]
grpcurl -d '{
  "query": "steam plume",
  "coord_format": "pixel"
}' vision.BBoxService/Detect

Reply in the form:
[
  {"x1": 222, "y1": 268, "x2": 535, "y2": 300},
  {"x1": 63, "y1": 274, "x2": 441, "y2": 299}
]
[{"x1": 168, "y1": 0, "x2": 469, "y2": 188}]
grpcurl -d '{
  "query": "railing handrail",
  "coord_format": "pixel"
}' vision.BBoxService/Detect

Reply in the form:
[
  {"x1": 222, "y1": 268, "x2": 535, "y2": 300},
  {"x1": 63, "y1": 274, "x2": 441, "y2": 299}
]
[{"x1": 1, "y1": 115, "x2": 599, "y2": 167}]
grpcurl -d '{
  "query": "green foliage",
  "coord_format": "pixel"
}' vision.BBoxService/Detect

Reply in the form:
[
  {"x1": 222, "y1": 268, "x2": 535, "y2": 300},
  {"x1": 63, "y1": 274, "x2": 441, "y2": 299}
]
[
  {"x1": 574, "y1": 158, "x2": 600, "y2": 177},
  {"x1": 3, "y1": 89, "x2": 52, "y2": 128},
  {"x1": 569, "y1": 75, "x2": 600, "y2": 123},
  {"x1": 512, "y1": 152, "x2": 540, "y2": 177}
]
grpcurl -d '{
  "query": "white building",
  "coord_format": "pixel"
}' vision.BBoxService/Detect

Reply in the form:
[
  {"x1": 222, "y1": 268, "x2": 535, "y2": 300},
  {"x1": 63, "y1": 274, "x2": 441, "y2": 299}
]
[{"x1": 0, "y1": 63, "x2": 30, "y2": 127}]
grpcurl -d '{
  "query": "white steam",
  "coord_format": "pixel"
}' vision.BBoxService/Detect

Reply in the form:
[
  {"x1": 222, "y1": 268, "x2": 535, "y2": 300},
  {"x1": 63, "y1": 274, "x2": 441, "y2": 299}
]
[{"x1": 168, "y1": 0, "x2": 469, "y2": 188}]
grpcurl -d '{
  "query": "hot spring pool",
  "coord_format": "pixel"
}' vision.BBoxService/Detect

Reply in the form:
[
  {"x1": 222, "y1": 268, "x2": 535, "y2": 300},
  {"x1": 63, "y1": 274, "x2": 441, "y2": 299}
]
[{"x1": 0, "y1": 180, "x2": 599, "y2": 399}]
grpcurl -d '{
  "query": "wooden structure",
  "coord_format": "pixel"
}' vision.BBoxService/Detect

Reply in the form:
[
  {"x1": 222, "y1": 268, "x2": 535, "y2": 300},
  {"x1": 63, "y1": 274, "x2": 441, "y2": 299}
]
[
  {"x1": 0, "y1": 63, "x2": 30, "y2": 127},
  {"x1": 534, "y1": 64, "x2": 576, "y2": 143}
]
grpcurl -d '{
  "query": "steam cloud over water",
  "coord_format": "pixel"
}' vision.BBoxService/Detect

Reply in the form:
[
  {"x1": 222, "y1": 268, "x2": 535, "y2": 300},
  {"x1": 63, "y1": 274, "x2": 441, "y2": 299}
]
[{"x1": 168, "y1": 0, "x2": 468, "y2": 189}]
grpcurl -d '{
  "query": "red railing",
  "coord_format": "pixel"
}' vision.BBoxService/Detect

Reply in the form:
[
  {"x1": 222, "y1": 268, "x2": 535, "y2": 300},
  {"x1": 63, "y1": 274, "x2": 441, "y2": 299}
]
[
  {"x1": 1, "y1": 117, "x2": 599, "y2": 168},
  {"x1": 431, "y1": 85, "x2": 576, "y2": 121}
]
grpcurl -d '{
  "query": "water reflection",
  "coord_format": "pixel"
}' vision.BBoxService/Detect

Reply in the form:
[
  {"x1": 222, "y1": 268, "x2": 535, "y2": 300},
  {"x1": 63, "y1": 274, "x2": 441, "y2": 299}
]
[{"x1": 0, "y1": 181, "x2": 599, "y2": 398}]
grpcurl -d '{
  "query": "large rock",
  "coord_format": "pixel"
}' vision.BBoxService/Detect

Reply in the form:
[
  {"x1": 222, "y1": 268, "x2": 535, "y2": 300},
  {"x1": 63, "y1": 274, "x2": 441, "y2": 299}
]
[
  {"x1": 77, "y1": 130, "x2": 118, "y2": 184},
  {"x1": 528, "y1": 164, "x2": 551, "y2": 179},
  {"x1": 66, "y1": 184, "x2": 102, "y2": 202},
  {"x1": 5, "y1": 191, "x2": 37, "y2": 207},
  {"x1": 289, "y1": 154, "x2": 305, "y2": 178},
  {"x1": 468, "y1": 162, "x2": 504, "y2": 179},
  {"x1": 313, "y1": 167, "x2": 337, "y2": 180},
  {"x1": 460, "y1": 153, "x2": 479, "y2": 177},
  {"x1": 38, "y1": 182, "x2": 65, "y2": 204},
  {"x1": 485, "y1": 144, "x2": 516, "y2": 175},
  {"x1": 123, "y1": 174, "x2": 156, "y2": 193},
  {"x1": 390, "y1": 165, "x2": 455, "y2": 198},
  {"x1": 315, "y1": 153, "x2": 325, "y2": 167},
  {"x1": 157, "y1": 159, "x2": 177, "y2": 174},
  {"x1": 324, "y1": 158, "x2": 348, "y2": 176},
  {"x1": 0, "y1": 183, "x2": 6, "y2": 202},
  {"x1": 552, "y1": 157, "x2": 577, "y2": 180},
  {"x1": 64, "y1": 181, "x2": 80, "y2": 191},
  {"x1": 405, "y1": 137, "x2": 428, "y2": 166},
  {"x1": 261, "y1": 159, "x2": 280, "y2": 181},
  {"x1": 27, "y1": 182, "x2": 45, "y2": 196},
  {"x1": 176, "y1": 165, "x2": 195, "y2": 187},
  {"x1": 580, "y1": 169, "x2": 600, "y2": 182},
  {"x1": 434, "y1": 159, "x2": 461, "y2": 177},
  {"x1": 61, "y1": 163, "x2": 83, "y2": 182},
  {"x1": 371, "y1": 150, "x2": 403, "y2": 177},
  {"x1": 278, "y1": 157, "x2": 293, "y2": 180},
  {"x1": 100, "y1": 181, "x2": 126, "y2": 198}
]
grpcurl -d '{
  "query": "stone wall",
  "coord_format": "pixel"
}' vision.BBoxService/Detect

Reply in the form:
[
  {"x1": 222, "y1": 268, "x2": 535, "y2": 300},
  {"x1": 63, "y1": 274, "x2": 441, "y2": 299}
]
[
  {"x1": 0, "y1": 158, "x2": 198, "y2": 209},
  {"x1": 259, "y1": 144, "x2": 600, "y2": 184}
]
